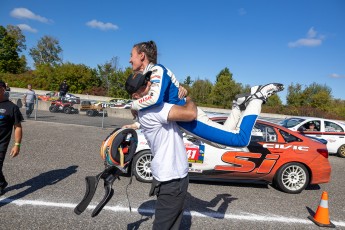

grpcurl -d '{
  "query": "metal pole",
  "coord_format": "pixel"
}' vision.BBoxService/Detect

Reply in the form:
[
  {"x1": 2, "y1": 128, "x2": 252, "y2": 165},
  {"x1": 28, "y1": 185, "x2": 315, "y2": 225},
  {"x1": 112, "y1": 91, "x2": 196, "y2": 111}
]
[
  {"x1": 101, "y1": 104, "x2": 105, "y2": 129},
  {"x1": 34, "y1": 98, "x2": 38, "y2": 120}
]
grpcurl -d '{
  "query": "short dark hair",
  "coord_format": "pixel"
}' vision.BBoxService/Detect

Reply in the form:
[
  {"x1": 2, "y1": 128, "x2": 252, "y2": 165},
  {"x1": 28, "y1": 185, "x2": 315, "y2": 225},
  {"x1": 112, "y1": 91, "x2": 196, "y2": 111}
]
[{"x1": 125, "y1": 71, "x2": 152, "y2": 95}]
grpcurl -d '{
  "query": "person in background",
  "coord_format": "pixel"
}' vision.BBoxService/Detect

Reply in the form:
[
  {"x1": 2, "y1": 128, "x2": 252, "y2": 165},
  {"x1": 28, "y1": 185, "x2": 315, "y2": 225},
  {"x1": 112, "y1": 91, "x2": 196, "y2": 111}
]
[
  {"x1": 59, "y1": 80, "x2": 69, "y2": 98},
  {"x1": 23, "y1": 84, "x2": 36, "y2": 119},
  {"x1": 0, "y1": 80, "x2": 23, "y2": 195},
  {"x1": 306, "y1": 122, "x2": 317, "y2": 131},
  {"x1": 4, "y1": 83, "x2": 10, "y2": 99}
]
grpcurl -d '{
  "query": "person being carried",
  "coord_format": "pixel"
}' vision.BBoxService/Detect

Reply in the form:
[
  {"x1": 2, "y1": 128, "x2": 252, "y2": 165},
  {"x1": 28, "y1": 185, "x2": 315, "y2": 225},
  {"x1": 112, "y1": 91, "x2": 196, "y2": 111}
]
[
  {"x1": 0, "y1": 80, "x2": 23, "y2": 195},
  {"x1": 125, "y1": 40, "x2": 284, "y2": 147}
]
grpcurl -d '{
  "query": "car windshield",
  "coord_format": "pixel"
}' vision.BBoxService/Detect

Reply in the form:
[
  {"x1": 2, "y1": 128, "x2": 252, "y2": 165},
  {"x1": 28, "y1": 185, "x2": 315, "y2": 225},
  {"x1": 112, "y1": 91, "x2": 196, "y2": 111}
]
[{"x1": 280, "y1": 118, "x2": 306, "y2": 128}]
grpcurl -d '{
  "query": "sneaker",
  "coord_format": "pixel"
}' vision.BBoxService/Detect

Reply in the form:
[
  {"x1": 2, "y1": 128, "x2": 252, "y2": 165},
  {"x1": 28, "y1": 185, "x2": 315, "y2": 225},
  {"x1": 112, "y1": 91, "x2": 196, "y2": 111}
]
[
  {"x1": 233, "y1": 92, "x2": 252, "y2": 110},
  {"x1": 233, "y1": 83, "x2": 284, "y2": 110},
  {"x1": 0, "y1": 181, "x2": 8, "y2": 195},
  {"x1": 252, "y1": 83, "x2": 284, "y2": 103}
]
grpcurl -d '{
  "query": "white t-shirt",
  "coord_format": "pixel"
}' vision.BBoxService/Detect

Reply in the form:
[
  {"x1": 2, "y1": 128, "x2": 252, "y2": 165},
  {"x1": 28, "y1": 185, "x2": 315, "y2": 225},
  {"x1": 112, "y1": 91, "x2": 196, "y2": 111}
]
[{"x1": 138, "y1": 103, "x2": 188, "y2": 182}]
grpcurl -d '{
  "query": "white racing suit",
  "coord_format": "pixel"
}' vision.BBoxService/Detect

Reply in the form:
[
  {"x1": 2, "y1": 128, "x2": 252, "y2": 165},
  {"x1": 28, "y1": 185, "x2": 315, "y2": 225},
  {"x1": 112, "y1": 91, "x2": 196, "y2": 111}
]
[{"x1": 131, "y1": 63, "x2": 263, "y2": 147}]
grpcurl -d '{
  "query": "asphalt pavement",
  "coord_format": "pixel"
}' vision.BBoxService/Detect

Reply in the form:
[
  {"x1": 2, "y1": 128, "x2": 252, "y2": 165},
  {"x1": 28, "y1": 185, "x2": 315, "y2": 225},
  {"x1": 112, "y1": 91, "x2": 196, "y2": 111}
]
[{"x1": 0, "y1": 112, "x2": 344, "y2": 230}]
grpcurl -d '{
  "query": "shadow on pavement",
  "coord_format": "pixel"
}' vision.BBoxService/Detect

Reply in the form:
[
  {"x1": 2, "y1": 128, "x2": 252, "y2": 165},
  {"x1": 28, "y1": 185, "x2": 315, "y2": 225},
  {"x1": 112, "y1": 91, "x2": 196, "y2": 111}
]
[{"x1": 0, "y1": 165, "x2": 78, "y2": 207}]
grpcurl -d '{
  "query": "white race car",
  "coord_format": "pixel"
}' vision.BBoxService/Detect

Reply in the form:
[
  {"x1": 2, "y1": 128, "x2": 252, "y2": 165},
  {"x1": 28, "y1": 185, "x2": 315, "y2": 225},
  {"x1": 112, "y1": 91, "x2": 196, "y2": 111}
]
[{"x1": 280, "y1": 116, "x2": 345, "y2": 158}]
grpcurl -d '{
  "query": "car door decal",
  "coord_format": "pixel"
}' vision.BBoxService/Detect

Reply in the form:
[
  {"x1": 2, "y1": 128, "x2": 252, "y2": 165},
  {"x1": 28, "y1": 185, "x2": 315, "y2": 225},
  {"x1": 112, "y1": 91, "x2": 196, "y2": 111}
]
[
  {"x1": 186, "y1": 143, "x2": 205, "y2": 163},
  {"x1": 215, "y1": 151, "x2": 279, "y2": 174}
]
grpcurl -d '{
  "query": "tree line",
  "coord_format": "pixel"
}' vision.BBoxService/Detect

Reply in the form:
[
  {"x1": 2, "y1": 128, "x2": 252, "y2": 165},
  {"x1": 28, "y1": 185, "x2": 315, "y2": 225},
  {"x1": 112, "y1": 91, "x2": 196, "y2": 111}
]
[{"x1": 1, "y1": 25, "x2": 344, "y2": 119}]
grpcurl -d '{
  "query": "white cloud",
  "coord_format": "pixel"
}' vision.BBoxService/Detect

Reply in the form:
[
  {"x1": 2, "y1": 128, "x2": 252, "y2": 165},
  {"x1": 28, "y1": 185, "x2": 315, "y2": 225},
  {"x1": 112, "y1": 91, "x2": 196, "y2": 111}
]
[
  {"x1": 238, "y1": 8, "x2": 247, "y2": 16},
  {"x1": 17, "y1": 24, "x2": 38, "y2": 33},
  {"x1": 86, "y1": 20, "x2": 119, "y2": 31},
  {"x1": 288, "y1": 27, "x2": 324, "y2": 48},
  {"x1": 10, "y1": 8, "x2": 52, "y2": 23},
  {"x1": 329, "y1": 73, "x2": 345, "y2": 78}
]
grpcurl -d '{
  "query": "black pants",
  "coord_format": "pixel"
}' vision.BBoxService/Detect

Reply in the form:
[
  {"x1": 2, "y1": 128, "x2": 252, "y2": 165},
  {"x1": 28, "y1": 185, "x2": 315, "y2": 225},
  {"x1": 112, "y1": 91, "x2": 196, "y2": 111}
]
[
  {"x1": 0, "y1": 150, "x2": 7, "y2": 186},
  {"x1": 150, "y1": 175, "x2": 189, "y2": 230}
]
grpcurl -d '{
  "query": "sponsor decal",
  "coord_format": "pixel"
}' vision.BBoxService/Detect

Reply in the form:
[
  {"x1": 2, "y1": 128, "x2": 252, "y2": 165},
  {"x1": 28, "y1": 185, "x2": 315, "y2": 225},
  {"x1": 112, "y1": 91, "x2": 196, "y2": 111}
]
[
  {"x1": 186, "y1": 144, "x2": 205, "y2": 163},
  {"x1": 138, "y1": 96, "x2": 152, "y2": 104},
  {"x1": 215, "y1": 152, "x2": 280, "y2": 174},
  {"x1": 263, "y1": 143, "x2": 309, "y2": 151},
  {"x1": 188, "y1": 168, "x2": 203, "y2": 173},
  {"x1": 0, "y1": 109, "x2": 6, "y2": 113}
]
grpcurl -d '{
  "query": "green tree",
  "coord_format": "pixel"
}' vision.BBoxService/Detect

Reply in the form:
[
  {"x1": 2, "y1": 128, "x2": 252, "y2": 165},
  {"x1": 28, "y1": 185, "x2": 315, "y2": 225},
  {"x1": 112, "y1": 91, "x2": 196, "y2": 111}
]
[
  {"x1": 286, "y1": 83, "x2": 304, "y2": 106},
  {"x1": 302, "y1": 83, "x2": 332, "y2": 109},
  {"x1": 209, "y1": 68, "x2": 242, "y2": 108},
  {"x1": 0, "y1": 25, "x2": 21, "y2": 73},
  {"x1": 6, "y1": 25, "x2": 28, "y2": 72},
  {"x1": 190, "y1": 78, "x2": 213, "y2": 105},
  {"x1": 6, "y1": 25, "x2": 26, "y2": 52},
  {"x1": 265, "y1": 94, "x2": 283, "y2": 107},
  {"x1": 183, "y1": 76, "x2": 193, "y2": 86},
  {"x1": 29, "y1": 35, "x2": 63, "y2": 67}
]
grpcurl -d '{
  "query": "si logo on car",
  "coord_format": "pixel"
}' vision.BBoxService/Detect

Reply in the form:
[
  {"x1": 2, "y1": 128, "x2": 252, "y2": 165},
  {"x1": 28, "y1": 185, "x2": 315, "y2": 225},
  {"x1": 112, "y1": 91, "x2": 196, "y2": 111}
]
[{"x1": 215, "y1": 152, "x2": 280, "y2": 174}]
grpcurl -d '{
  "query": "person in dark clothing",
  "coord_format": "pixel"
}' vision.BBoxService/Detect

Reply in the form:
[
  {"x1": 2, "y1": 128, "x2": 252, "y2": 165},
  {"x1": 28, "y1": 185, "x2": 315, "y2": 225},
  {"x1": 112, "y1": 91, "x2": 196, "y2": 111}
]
[
  {"x1": 59, "y1": 80, "x2": 69, "y2": 98},
  {"x1": 0, "y1": 80, "x2": 23, "y2": 195}
]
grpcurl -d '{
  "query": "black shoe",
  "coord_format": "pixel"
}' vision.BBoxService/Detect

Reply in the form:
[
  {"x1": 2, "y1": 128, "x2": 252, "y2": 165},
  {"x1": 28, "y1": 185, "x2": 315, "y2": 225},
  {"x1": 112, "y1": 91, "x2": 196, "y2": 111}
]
[{"x1": 0, "y1": 181, "x2": 8, "y2": 195}]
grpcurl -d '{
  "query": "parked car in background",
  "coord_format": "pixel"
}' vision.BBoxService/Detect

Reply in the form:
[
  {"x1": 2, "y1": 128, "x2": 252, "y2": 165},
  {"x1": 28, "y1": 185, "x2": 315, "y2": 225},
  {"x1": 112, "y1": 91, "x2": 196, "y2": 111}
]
[
  {"x1": 37, "y1": 91, "x2": 59, "y2": 101},
  {"x1": 107, "y1": 98, "x2": 132, "y2": 109},
  {"x1": 280, "y1": 116, "x2": 345, "y2": 158},
  {"x1": 37, "y1": 91, "x2": 80, "y2": 104},
  {"x1": 63, "y1": 93, "x2": 81, "y2": 104},
  {"x1": 130, "y1": 115, "x2": 331, "y2": 194},
  {"x1": 80, "y1": 100, "x2": 107, "y2": 117}
]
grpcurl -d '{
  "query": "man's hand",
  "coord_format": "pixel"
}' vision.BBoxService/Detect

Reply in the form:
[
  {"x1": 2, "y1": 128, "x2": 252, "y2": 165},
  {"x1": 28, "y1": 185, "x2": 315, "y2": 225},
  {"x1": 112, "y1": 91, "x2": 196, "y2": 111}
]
[
  {"x1": 10, "y1": 146, "x2": 20, "y2": 158},
  {"x1": 168, "y1": 96, "x2": 197, "y2": 122},
  {"x1": 178, "y1": 86, "x2": 188, "y2": 99}
]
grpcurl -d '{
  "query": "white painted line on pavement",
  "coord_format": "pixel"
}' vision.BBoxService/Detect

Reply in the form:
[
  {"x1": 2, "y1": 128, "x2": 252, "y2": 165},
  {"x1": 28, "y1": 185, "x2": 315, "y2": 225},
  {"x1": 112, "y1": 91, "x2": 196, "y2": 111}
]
[{"x1": 1, "y1": 197, "x2": 344, "y2": 227}]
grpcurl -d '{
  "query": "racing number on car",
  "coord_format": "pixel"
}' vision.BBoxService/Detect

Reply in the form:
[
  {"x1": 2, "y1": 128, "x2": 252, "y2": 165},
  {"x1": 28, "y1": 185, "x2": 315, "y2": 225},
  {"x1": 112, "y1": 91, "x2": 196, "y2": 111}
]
[
  {"x1": 186, "y1": 145, "x2": 205, "y2": 163},
  {"x1": 215, "y1": 152, "x2": 279, "y2": 174},
  {"x1": 187, "y1": 149, "x2": 198, "y2": 159}
]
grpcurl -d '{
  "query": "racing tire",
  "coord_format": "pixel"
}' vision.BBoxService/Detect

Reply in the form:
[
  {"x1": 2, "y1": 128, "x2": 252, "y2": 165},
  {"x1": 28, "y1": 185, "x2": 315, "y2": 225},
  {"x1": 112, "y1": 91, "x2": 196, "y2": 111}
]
[
  {"x1": 64, "y1": 107, "x2": 72, "y2": 114},
  {"x1": 337, "y1": 144, "x2": 345, "y2": 158},
  {"x1": 49, "y1": 105, "x2": 58, "y2": 113},
  {"x1": 86, "y1": 110, "x2": 95, "y2": 116},
  {"x1": 132, "y1": 150, "x2": 153, "y2": 183},
  {"x1": 274, "y1": 162, "x2": 309, "y2": 194}
]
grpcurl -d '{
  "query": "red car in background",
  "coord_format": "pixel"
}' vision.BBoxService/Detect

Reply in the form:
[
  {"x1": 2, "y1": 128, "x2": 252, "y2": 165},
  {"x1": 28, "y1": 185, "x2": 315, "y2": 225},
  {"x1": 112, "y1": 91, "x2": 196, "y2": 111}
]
[{"x1": 131, "y1": 115, "x2": 331, "y2": 194}]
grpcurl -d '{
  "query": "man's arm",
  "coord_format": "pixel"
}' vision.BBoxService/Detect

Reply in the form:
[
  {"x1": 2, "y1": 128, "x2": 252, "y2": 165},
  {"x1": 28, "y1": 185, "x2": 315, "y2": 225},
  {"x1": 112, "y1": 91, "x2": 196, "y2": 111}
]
[
  {"x1": 167, "y1": 96, "x2": 197, "y2": 122},
  {"x1": 10, "y1": 123, "x2": 22, "y2": 158}
]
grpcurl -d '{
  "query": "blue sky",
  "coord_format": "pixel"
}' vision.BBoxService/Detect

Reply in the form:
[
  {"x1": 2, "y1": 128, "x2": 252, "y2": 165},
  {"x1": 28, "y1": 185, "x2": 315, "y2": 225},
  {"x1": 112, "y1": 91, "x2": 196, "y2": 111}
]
[{"x1": 1, "y1": 0, "x2": 344, "y2": 104}]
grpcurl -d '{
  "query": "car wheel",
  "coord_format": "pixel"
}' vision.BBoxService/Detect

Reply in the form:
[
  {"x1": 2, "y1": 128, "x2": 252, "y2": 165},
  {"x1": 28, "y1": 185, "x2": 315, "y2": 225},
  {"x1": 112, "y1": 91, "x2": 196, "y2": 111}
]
[
  {"x1": 49, "y1": 105, "x2": 57, "y2": 113},
  {"x1": 337, "y1": 144, "x2": 345, "y2": 158},
  {"x1": 132, "y1": 150, "x2": 153, "y2": 183},
  {"x1": 274, "y1": 162, "x2": 309, "y2": 194},
  {"x1": 64, "y1": 107, "x2": 72, "y2": 114},
  {"x1": 86, "y1": 110, "x2": 95, "y2": 116}
]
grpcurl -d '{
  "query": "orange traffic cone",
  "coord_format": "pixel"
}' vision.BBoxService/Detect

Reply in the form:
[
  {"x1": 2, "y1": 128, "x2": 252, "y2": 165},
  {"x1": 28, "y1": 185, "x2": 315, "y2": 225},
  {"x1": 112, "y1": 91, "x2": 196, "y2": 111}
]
[{"x1": 308, "y1": 191, "x2": 335, "y2": 228}]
